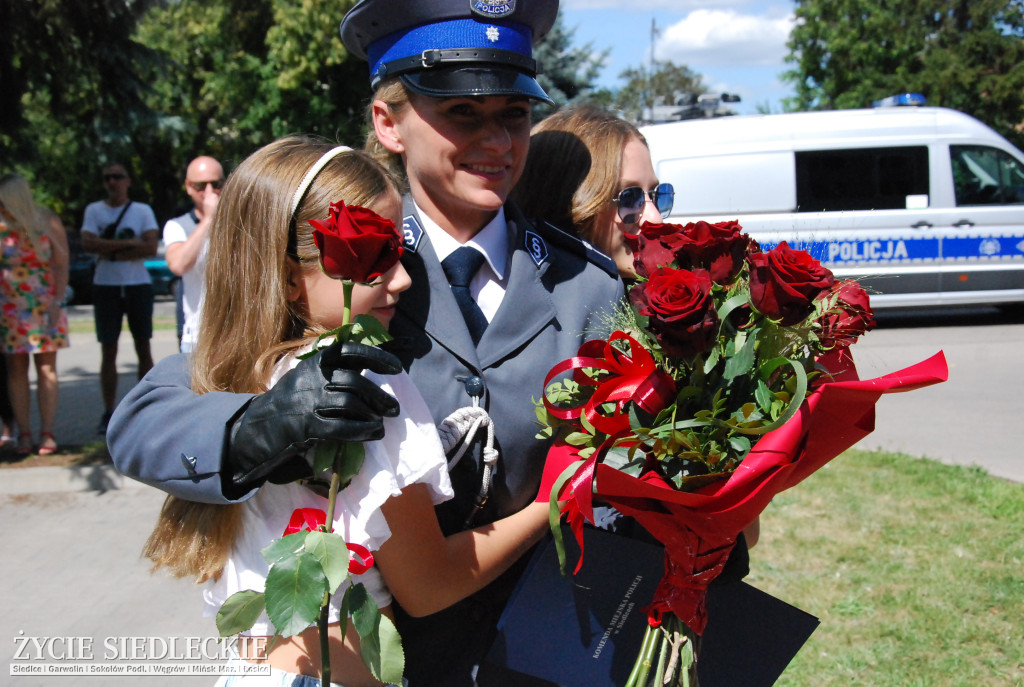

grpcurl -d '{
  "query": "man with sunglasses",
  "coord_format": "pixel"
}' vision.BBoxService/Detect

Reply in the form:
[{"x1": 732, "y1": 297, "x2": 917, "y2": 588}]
[
  {"x1": 80, "y1": 162, "x2": 160, "y2": 433},
  {"x1": 163, "y1": 155, "x2": 224, "y2": 353}
]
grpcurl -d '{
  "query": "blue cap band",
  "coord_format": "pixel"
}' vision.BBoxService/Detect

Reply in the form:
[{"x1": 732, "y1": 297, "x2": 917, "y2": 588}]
[{"x1": 367, "y1": 18, "x2": 534, "y2": 81}]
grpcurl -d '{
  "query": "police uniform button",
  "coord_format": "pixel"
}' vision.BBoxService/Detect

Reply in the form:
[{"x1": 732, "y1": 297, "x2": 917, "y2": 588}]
[{"x1": 463, "y1": 376, "x2": 484, "y2": 397}]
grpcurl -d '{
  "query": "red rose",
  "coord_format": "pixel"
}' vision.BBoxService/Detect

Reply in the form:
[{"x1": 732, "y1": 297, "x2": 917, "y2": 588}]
[
  {"x1": 817, "y1": 280, "x2": 876, "y2": 348},
  {"x1": 673, "y1": 220, "x2": 752, "y2": 284},
  {"x1": 747, "y1": 242, "x2": 835, "y2": 326},
  {"x1": 629, "y1": 267, "x2": 719, "y2": 359},
  {"x1": 309, "y1": 201, "x2": 403, "y2": 283},
  {"x1": 626, "y1": 223, "x2": 687, "y2": 279}
]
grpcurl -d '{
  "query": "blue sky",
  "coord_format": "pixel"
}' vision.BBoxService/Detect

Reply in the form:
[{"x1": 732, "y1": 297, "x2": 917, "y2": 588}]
[{"x1": 560, "y1": 0, "x2": 797, "y2": 114}]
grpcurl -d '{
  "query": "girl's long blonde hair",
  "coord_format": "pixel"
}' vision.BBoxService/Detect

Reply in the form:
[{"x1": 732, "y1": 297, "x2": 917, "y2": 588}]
[
  {"x1": 512, "y1": 104, "x2": 648, "y2": 241},
  {"x1": 0, "y1": 174, "x2": 66, "y2": 259},
  {"x1": 144, "y1": 136, "x2": 402, "y2": 582}
]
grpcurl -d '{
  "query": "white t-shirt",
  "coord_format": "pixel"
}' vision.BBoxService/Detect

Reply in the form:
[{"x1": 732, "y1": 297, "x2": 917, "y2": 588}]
[
  {"x1": 202, "y1": 351, "x2": 454, "y2": 636},
  {"x1": 162, "y1": 211, "x2": 206, "y2": 348},
  {"x1": 81, "y1": 200, "x2": 159, "y2": 286}
]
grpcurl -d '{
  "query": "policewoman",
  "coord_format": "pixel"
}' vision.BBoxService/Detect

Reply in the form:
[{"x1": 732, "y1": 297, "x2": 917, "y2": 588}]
[
  {"x1": 109, "y1": 0, "x2": 622, "y2": 684},
  {"x1": 344, "y1": 0, "x2": 622, "y2": 683}
]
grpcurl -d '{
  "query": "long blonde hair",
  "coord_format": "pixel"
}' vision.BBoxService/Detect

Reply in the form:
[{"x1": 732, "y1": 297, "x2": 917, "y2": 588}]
[
  {"x1": 0, "y1": 174, "x2": 65, "y2": 258},
  {"x1": 513, "y1": 104, "x2": 648, "y2": 241},
  {"x1": 144, "y1": 136, "x2": 402, "y2": 582}
]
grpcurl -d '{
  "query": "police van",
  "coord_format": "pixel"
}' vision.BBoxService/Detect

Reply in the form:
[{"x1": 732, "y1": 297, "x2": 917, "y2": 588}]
[{"x1": 640, "y1": 102, "x2": 1024, "y2": 309}]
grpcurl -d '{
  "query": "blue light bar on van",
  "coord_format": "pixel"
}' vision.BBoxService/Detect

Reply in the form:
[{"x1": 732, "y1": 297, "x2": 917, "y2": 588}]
[{"x1": 872, "y1": 93, "x2": 927, "y2": 108}]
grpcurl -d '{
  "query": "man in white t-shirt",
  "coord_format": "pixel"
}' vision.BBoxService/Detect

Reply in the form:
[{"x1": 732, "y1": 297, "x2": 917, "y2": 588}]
[
  {"x1": 80, "y1": 162, "x2": 159, "y2": 433},
  {"x1": 163, "y1": 155, "x2": 223, "y2": 352}
]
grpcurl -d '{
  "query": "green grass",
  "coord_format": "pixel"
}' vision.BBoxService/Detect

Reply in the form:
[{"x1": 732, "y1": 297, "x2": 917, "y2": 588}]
[{"x1": 747, "y1": 449, "x2": 1024, "y2": 686}]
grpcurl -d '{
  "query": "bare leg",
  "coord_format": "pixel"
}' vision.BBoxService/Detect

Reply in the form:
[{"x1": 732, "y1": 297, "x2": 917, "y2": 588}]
[
  {"x1": 134, "y1": 338, "x2": 153, "y2": 380},
  {"x1": 5, "y1": 353, "x2": 33, "y2": 451},
  {"x1": 34, "y1": 351, "x2": 58, "y2": 437},
  {"x1": 100, "y1": 340, "x2": 119, "y2": 413}
]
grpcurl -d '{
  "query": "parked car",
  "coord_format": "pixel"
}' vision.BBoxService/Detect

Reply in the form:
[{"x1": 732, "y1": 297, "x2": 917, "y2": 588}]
[
  {"x1": 66, "y1": 252, "x2": 96, "y2": 305},
  {"x1": 145, "y1": 250, "x2": 179, "y2": 298}
]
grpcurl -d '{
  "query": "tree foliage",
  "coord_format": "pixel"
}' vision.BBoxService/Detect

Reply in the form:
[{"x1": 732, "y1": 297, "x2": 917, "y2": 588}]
[
  {"x1": 613, "y1": 61, "x2": 707, "y2": 123},
  {"x1": 0, "y1": 0, "x2": 162, "y2": 218},
  {"x1": 785, "y1": 0, "x2": 1024, "y2": 146},
  {"x1": 2, "y1": 2, "x2": 604, "y2": 224},
  {"x1": 532, "y1": 12, "x2": 608, "y2": 120}
]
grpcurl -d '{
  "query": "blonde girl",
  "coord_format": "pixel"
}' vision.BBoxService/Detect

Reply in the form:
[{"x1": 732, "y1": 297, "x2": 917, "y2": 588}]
[{"x1": 144, "y1": 136, "x2": 553, "y2": 687}]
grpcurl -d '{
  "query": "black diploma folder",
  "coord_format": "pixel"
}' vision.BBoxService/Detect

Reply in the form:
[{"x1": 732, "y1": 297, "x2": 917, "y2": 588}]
[{"x1": 481, "y1": 526, "x2": 820, "y2": 687}]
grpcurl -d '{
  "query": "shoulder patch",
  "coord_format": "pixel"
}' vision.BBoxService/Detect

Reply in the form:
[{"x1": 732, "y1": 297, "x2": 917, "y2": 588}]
[
  {"x1": 537, "y1": 220, "x2": 619, "y2": 278},
  {"x1": 401, "y1": 214, "x2": 424, "y2": 253},
  {"x1": 523, "y1": 229, "x2": 549, "y2": 266}
]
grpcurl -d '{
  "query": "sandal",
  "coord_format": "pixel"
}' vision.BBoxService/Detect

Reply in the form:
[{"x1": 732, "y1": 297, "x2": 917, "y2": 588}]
[
  {"x1": 16, "y1": 432, "x2": 34, "y2": 457},
  {"x1": 37, "y1": 432, "x2": 58, "y2": 456}
]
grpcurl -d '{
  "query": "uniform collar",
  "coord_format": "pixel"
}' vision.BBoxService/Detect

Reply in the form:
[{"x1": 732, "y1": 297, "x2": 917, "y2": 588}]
[{"x1": 414, "y1": 201, "x2": 509, "y2": 281}]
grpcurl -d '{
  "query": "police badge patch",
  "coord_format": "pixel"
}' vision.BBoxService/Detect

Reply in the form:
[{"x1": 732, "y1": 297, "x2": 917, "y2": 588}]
[
  {"x1": 524, "y1": 230, "x2": 548, "y2": 266},
  {"x1": 402, "y1": 214, "x2": 424, "y2": 253},
  {"x1": 471, "y1": 0, "x2": 516, "y2": 19}
]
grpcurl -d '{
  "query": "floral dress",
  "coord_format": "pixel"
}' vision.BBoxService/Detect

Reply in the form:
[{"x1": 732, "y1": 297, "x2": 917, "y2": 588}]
[{"x1": 0, "y1": 223, "x2": 69, "y2": 354}]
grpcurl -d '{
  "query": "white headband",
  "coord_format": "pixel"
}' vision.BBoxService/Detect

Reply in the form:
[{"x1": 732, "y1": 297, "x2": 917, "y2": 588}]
[{"x1": 289, "y1": 145, "x2": 352, "y2": 219}]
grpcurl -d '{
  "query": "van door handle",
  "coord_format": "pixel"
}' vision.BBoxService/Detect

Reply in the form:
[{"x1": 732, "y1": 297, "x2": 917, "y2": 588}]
[
  {"x1": 953, "y1": 219, "x2": 975, "y2": 228},
  {"x1": 910, "y1": 220, "x2": 933, "y2": 229}
]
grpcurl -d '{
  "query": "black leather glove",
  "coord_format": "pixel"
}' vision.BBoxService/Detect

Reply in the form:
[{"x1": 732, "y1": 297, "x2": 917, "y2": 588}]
[{"x1": 223, "y1": 340, "x2": 402, "y2": 497}]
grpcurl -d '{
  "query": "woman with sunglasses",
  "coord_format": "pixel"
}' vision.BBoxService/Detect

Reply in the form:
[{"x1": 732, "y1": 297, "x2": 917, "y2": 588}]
[
  {"x1": 109, "y1": 1, "x2": 623, "y2": 684},
  {"x1": 513, "y1": 103, "x2": 674, "y2": 277}
]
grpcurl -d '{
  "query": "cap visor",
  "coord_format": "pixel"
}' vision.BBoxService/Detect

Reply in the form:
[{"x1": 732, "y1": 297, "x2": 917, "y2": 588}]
[{"x1": 401, "y1": 66, "x2": 553, "y2": 104}]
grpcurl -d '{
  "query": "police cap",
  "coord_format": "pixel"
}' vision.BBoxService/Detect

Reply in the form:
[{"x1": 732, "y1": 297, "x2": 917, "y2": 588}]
[{"x1": 340, "y1": 0, "x2": 557, "y2": 103}]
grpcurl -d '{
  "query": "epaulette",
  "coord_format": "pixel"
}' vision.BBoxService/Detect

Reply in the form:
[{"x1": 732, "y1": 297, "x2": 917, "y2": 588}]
[{"x1": 530, "y1": 220, "x2": 619, "y2": 278}]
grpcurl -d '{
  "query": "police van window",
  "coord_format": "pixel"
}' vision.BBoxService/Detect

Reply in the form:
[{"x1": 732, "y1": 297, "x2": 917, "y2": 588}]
[
  {"x1": 795, "y1": 146, "x2": 929, "y2": 212},
  {"x1": 951, "y1": 145, "x2": 1024, "y2": 206}
]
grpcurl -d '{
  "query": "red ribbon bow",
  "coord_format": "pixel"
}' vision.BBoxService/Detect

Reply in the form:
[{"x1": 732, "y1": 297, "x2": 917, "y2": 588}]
[
  {"x1": 282, "y1": 508, "x2": 375, "y2": 575},
  {"x1": 543, "y1": 332, "x2": 676, "y2": 436}
]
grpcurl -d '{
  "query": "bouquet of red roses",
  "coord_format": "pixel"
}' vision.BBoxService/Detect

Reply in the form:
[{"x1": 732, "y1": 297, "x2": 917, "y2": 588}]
[{"x1": 536, "y1": 220, "x2": 947, "y2": 686}]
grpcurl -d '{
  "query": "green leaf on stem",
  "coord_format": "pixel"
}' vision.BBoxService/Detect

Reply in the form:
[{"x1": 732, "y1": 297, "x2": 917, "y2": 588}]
[
  {"x1": 313, "y1": 441, "x2": 340, "y2": 474},
  {"x1": 264, "y1": 550, "x2": 328, "y2": 637},
  {"x1": 349, "y1": 314, "x2": 392, "y2": 347},
  {"x1": 344, "y1": 583, "x2": 405, "y2": 685},
  {"x1": 216, "y1": 590, "x2": 266, "y2": 637},
  {"x1": 333, "y1": 441, "x2": 366, "y2": 488},
  {"x1": 261, "y1": 531, "x2": 309, "y2": 565},
  {"x1": 305, "y1": 530, "x2": 352, "y2": 594}
]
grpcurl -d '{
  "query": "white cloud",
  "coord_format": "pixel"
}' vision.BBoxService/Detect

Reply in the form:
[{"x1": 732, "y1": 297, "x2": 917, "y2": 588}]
[{"x1": 656, "y1": 9, "x2": 794, "y2": 68}]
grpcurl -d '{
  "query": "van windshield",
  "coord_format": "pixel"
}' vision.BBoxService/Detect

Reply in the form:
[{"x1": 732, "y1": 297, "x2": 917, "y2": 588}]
[{"x1": 951, "y1": 145, "x2": 1024, "y2": 205}]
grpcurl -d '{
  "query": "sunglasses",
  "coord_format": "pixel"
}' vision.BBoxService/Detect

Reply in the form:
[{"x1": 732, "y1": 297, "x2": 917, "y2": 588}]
[
  {"x1": 610, "y1": 183, "x2": 674, "y2": 224},
  {"x1": 187, "y1": 179, "x2": 224, "y2": 192},
  {"x1": 103, "y1": 173, "x2": 127, "y2": 181}
]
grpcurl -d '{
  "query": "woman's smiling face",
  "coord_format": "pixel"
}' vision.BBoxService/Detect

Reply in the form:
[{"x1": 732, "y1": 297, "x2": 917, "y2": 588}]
[{"x1": 378, "y1": 92, "x2": 532, "y2": 237}]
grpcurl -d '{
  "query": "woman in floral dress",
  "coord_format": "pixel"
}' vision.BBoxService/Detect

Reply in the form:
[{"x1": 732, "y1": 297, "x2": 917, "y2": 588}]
[{"x1": 0, "y1": 174, "x2": 69, "y2": 456}]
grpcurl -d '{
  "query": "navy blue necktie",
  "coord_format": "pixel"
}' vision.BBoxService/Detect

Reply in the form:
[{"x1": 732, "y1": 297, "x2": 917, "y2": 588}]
[{"x1": 441, "y1": 246, "x2": 488, "y2": 345}]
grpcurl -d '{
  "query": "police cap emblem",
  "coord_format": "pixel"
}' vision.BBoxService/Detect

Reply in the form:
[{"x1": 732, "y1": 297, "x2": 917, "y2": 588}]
[{"x1": 471, "y1": 0, "x2": 516, "y2": 19}]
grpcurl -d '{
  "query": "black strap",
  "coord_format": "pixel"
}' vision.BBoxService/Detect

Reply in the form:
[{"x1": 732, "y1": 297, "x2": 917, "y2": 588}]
[
  {"x1": 374, "y1": 48, "x2": 538, "y2": 82},
  {"x1": 111, "y1": 201, "x2": 133, "y2": 231}
]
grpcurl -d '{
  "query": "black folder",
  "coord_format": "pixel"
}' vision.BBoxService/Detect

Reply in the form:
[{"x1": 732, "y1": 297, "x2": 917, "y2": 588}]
[{"x1": 481, "y1": 526, "x2": 819, "y2": 687}]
